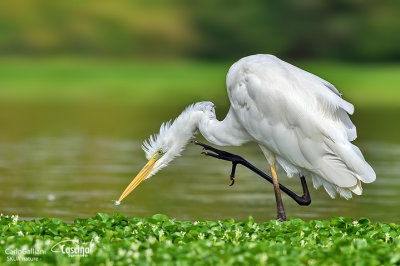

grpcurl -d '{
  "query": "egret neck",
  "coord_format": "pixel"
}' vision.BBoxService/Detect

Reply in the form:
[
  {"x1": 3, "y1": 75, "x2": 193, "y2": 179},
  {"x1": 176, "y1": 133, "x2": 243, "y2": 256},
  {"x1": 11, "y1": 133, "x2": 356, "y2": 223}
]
[{"x1": 116, "y1": 101, "x2": 251, "y2": 203}]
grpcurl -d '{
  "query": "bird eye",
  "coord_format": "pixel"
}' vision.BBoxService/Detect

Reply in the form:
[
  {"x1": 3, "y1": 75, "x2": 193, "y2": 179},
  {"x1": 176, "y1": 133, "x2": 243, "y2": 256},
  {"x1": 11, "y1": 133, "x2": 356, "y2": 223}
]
[{"x1": 154, "y1": 149, "x2": 164, "y2": 159}]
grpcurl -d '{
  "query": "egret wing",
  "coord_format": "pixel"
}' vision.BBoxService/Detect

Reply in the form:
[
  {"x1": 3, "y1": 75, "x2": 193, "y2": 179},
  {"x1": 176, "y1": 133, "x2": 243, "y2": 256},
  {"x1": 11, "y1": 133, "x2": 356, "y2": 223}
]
[{"x1": 226, "y1": 54, "x2": 375, "y2": 198}]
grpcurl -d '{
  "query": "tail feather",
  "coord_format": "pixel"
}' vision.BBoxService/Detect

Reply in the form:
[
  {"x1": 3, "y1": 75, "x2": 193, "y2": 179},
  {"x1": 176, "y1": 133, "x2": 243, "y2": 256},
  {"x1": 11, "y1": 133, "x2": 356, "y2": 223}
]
[
  {"x1": 311, "y1": 173, "x2": 363, "y2": 199},
  {"x1": 349, "y1": 180, "x2": 363, "y2": 195},
  {"x1": 326, "y1": 141, "x2": 376, "y2": 184},
  {"x1": 309, "y1": 139, "x2": 375, "y2": 199}
]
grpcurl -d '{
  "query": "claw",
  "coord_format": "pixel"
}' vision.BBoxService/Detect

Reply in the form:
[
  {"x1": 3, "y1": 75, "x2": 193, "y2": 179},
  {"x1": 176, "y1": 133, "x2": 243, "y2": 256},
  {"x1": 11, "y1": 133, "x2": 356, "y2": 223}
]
[
  {"x1": 193, "y1": 140, "x2": 202, "y2": 146},
  {"x1": 229, "y1": 176, "x2": 235, "y2": 186},
  {"x1": 194, "y1": 141, "x2": 208, "y2": 150}
]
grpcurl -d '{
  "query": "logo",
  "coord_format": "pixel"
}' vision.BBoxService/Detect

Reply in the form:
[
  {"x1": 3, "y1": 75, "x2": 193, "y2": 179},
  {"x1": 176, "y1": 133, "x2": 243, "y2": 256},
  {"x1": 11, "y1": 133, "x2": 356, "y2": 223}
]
[
  {"x1": 5, "y1": 247, "x2": 45, "y2": 262},
  {"x1": 51, "y1": 238, "x2": 95, "y2": 257}
]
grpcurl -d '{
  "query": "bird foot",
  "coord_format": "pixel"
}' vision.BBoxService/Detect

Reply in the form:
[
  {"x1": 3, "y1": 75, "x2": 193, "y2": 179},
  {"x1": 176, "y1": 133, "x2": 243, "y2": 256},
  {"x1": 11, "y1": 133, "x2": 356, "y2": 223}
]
[
  {"x1": 194, "y1": 141, "x2": 244, "y2": 163},
  {"x1": 229, "y1": 176, "x2": 235, "y2": 186},
  {"x1": 194, "y1": 141, "x2": 241, "y2": 186},
  {"x1": 277, "y1": 211, "x2": 287, "y2": 222}
]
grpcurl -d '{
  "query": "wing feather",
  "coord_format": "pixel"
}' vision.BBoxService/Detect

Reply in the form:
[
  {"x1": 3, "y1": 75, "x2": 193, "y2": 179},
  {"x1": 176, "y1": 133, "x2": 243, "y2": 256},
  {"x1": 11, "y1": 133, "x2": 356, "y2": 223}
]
[{"x1": 227, "y1": 54, "x2": 375, "y2": 198}]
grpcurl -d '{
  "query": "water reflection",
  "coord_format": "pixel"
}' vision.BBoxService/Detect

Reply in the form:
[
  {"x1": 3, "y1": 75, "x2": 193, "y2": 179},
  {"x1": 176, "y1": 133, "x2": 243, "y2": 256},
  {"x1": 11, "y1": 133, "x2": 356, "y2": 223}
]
[{"x1": 0, "y1": 103, "x2": 399, "y2": 222}]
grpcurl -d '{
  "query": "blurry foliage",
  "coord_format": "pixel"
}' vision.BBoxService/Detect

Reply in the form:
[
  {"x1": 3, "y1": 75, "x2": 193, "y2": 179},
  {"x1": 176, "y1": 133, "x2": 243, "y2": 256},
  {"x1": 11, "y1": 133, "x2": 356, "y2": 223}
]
[
  {"x1": 0, "y1": 0, "x2": 197, "y2": 58},
  {"x1": 190, "y1": 0, "x2": 400, "y2": 60},
  {"x1": 0, "y1": 0, "x2": 399, "y2": 60},
  {"x1": 0, "y1": 59, "x2": 399, "y2": 107}
]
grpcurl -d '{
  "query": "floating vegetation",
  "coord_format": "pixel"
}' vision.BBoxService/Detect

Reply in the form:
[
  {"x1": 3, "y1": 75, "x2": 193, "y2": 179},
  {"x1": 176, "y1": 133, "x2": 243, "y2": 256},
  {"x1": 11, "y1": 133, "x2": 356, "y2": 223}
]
[{"x1": 1, "y1": 213, "x2": 399, "y2": 265}]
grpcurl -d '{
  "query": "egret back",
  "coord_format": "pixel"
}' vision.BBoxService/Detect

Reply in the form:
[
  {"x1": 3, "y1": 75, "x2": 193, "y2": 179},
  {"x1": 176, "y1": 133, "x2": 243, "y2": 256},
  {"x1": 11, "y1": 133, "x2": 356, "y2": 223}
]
[{"x1": 226, "y1": 54, "x2": 376, "y2": 198}]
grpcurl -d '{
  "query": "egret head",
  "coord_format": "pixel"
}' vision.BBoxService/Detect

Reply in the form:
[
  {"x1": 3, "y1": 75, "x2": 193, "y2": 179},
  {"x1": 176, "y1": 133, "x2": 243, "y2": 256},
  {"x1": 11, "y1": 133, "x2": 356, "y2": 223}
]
[{"x1": 115, "y1": 102, "x2": 212, "y2": 204}]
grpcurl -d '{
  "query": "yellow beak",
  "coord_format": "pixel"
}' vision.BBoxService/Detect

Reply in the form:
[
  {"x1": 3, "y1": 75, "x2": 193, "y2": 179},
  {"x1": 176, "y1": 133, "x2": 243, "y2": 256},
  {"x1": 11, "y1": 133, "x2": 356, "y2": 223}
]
[{"x1": 117, "y1": 157, "x2": 157, "y2": 203}]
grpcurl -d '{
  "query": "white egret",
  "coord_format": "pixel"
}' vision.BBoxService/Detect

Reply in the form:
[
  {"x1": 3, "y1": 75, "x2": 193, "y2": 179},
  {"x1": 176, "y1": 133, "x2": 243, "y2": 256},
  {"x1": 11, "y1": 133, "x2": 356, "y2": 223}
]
[{"x1": 116, "y1": 54, "x2": 376, "y2": 221}]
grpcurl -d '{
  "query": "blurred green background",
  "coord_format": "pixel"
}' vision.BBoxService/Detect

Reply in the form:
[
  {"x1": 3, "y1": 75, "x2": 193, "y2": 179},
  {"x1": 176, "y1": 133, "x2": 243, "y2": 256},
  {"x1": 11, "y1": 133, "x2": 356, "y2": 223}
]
[
  {"x1": 0, "y1": 0, "x2": 399, "y2": 108},
  {"x1": 1, "y1": 0, "x2": 399, "y2": 60},
  {"x1": 0, "y1": 0, "x2": 399, "y2": 222}
]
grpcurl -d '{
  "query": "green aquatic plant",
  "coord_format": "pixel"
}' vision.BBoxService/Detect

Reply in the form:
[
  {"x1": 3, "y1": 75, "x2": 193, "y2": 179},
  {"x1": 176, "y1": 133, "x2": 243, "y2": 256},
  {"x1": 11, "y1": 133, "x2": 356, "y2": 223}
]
[{"x1": 1, "y1": 213, "x2": 399, "y2": 265}]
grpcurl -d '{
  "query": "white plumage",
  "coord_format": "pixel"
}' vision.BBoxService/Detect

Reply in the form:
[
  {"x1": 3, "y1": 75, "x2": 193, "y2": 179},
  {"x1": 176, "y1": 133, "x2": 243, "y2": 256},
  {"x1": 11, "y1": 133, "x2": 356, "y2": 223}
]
[
  {"x1": 117, "y1": 54, "x2": 376, "y2": 205},
  {"x1": 225, "y1": 54, "x2": 375, "y2": 198}
]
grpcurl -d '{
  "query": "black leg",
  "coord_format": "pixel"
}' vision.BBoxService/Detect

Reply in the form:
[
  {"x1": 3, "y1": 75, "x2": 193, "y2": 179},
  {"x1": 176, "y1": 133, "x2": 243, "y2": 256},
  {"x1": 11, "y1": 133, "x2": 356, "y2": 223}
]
[
  {"x1": 194, "y1": 141, "x2": 311, "y2": 207},
  {"x1": 229, "y1": 163, "x2": 237, "y2": 186},
  {"x1": 298, "y1": 175, "x2": 311, "y2": 206}
]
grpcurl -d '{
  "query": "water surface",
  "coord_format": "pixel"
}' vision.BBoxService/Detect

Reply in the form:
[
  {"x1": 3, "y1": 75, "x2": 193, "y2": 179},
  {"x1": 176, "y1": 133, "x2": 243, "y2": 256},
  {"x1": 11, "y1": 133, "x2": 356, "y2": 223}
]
[{"x1": 0, "y1": 102, "x2": 399, "y2": 222}]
